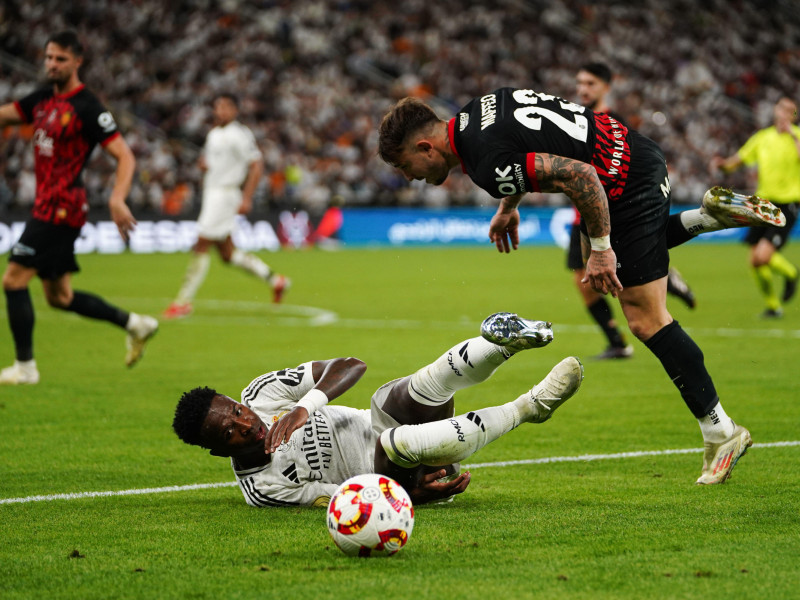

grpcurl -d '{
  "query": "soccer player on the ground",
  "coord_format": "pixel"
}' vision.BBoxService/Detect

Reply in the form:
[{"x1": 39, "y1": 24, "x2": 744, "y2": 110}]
[
  {"x1": 710, "y1": 96, "x2": 800, "y2": 319},
  {"x1": 173, "y1": 313, "x2": 583, "y2": 507},
  {"x1": 571, "y1": 63, "x2": 696, "y2": 360},
  {"x1": 163, "y1": 94, "x2": 289, "y2": 319},
  {"x1": 0, "y1": 30, "x2": 158, "y2": 385},
  {"x1": 377, "y1": 90, "x2": 785, "y2": 484}
]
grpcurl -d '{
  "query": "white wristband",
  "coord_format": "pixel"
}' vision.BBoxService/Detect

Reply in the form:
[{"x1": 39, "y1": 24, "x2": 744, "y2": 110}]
[
  {"x1": 590, "y1": 235, "x2": 611, "y2": 252},
  {"x1": 296, "y1": 388, "x2": 329, "y2": 414}
]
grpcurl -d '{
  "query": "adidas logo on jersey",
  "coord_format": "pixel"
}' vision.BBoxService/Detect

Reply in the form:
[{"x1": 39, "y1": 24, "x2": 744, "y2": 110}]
[{"x1": 282, "y1": 463, "x2": 300, "y2": 483}]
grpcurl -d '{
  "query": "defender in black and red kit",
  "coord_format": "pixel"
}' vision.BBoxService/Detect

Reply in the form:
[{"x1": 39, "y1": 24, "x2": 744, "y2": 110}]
[
  {"x1": 0, "y1": 30, "x2": 158, "y2": 385},
  {"x1": 378, "y1": 88, "x2": 786, "y2": 485}
]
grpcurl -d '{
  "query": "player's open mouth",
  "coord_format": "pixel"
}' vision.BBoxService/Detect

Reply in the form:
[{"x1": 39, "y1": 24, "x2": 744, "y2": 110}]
[{"x1": 255, "y1": 426, "x2": 266, "y2": 441}]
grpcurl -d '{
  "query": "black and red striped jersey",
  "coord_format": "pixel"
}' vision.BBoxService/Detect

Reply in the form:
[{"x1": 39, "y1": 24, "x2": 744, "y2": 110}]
[
  {"x1": 449, "y1": 87, "x2": 631, "y2": 203},
  {"x1": 15, "y1": 84, "x2": 120, "y2": 228}
]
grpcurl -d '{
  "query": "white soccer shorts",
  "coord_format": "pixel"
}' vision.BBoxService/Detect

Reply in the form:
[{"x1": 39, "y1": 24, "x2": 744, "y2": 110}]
[{"x1": 196, "y1": 187, "x2": 242, "y2": 240}]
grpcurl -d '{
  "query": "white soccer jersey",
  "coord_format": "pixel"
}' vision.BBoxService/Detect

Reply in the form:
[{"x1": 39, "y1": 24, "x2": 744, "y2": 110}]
[
  {"x1": 233, "y1": 362, "x2": 377, "y2": 508},
  {"x1": 202, "y1": 120, "x2": 261, "y2": 189}
]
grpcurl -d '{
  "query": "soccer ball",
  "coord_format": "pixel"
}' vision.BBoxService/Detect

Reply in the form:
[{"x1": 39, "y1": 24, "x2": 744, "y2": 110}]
[{"x1": 326, "y1": 474, "x2": 415, "y2": 557}]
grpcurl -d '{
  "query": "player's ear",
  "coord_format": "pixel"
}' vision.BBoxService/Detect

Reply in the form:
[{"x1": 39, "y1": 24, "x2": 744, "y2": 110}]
[{"x1": 416, "y1": 139, "x2": 433, "y2": 153}]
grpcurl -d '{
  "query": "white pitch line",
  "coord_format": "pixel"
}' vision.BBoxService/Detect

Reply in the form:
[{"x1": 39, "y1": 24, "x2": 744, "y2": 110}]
[
  {"x1": 0, "y1": 482, "x2": 237, "y2": 505},
  {"x1": 2, "y1": 441, "x2": 798, "y2": 506},
  {"x1": 466, "y1": 440, "x2": 800, "y2": 469}
]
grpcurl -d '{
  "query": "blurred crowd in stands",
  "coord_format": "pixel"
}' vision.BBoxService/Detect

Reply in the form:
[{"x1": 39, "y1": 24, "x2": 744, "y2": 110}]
[{"x1": 1, "y1": 0, "x2": 799, "y2": 219}]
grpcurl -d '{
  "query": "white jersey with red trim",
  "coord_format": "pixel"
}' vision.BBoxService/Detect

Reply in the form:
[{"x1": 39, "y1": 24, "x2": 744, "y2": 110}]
[
  {"x1": 450, "y1": 87, "x2": 631, "y2": 202},
  {"x1": 232, "y1": 361, "x2": 376, "y2": 508}
]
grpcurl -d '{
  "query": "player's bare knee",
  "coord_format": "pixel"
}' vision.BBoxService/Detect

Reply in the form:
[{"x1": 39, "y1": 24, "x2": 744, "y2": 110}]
[
  {"x1": 2, "y1": 265, "x2": 32, "y2": 290},
  {"x1": 627, "y1": 315, "x2": 670, "y2": 341},
  {"x1": 45, "y1": 291, "x2": 72, "y2": 309},
  {"x1": 1, "y1": 272, "x2": 16, "y2": 290}
]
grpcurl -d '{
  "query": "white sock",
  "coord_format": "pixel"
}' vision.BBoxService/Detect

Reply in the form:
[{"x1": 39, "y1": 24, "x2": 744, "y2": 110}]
[
  {"x1": 231, "y1": 249, "x2": 272, "y2": 280},
  {"x1": 176, "y1": 252, "x2": 211, "y2": 304},
  {"x1": 380, "y1": 401, "x2": 523, "y2": 468},
  {"x1": 680, "y1": 209, "x2": 725, "y2": 234},
  {"x1": 125, "y1": 312, "x2": 140, "y2": 333},
  {"x1": 698, "y1": 402, "x2": 736, "y2": 443},
  {"x1": 511, "y1": 390, "x2": 538, "y2": 423},
  {"x1": 408, "y1": 337, "x2": 508, "y2": 406}
]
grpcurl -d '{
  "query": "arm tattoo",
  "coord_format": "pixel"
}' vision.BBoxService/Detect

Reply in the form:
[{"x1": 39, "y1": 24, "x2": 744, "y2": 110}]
[{"x1": 534, "y1": 153, "x2": 610, "y2": 238}]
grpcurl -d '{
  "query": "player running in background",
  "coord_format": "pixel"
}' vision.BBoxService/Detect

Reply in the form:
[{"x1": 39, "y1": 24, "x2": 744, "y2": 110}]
[
  {"x1": 378, "y1": 90, "x2": 785, "y2": 484},
  {"x1": 163, "y1": 94, "x2": 289, "y2": 319},
  {"x1": 710, "y1": 96, "x2": 800, "y2": 319},
  {"x1": 0, "y1": 30, "x2": 158, "y2": 385},
  {"x1": 572, "y1": 63, "x2": 695, "y2": 360},
  {"x1": 173, "y1": 313, "x2": 582, "y2": 507}
]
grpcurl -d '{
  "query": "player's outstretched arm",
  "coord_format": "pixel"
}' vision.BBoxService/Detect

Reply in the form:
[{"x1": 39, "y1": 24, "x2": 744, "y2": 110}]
[
  {"x1": 535, "y1": 152, "x2": 622, "y2": 296},
  {"x1": 489, "y1": 193, "x2": 523, "y2": 253},
  {"x1": 0, "y1": 103, "x2": 24, "y2": 127},
  {"x1": 266, "y1": 358, "x2": 367, "y2": 452},
  {"x1": 239, "y1": 159, "x2": 263, "y2": 215},
  {"x1": 534, "y1": 153, "x2": 609, "y2": 238},
  {"x1": 709, "y1": 153, "x2": 743, "y2": 175},
  {"x1": 310, "y1": 357, "x2": 368, "y2": 401},
  {"x1": 103, "y1": 136, "x2": 137, "y2": 240}
]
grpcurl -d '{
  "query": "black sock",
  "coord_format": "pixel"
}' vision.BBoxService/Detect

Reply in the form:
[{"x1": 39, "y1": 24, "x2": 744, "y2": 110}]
[
  {"x1": 66, "y1": 291, "x2": 129, "y2": 328},
  {"x1": 587, "y1": 297, "x2": 626, "y2": 348},
  {"x1": 666, "y1": 213, "x2": 694, "y2": 249},
  {"x1": 644, "y1": 320, "x2": 718, "y2": 418},
  {"x1": 5, "y1": 288, "x2": 34, "y2": 361}
]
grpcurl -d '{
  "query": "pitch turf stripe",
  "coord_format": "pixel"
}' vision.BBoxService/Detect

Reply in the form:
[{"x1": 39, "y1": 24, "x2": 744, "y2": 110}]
[
  {"x1": 2, "y1": 441, "x2": 798, "y2": 505},
  {"x1": 87, "y1": 301, "x2": 800, "y2": 339}
]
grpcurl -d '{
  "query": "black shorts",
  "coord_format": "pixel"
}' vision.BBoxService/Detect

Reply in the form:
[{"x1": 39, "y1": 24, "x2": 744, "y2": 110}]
[
  {"x1": 9, "y1": 218, "x2": 81, "y2": 280},
  {"x1": 566, "y1": 223, "x2": 584, "y2": 270},
  {"x1": 744, "y1": 201, "x2": 799, "y2": 250},
  {"x1": 581, "y1": 130, "x2": 670, "y2": 288}
]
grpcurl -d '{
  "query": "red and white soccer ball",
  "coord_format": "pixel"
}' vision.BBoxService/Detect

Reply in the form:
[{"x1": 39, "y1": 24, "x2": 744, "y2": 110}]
[{"x1": 326, "y1": 474, "x2": 415, "y2": 557}]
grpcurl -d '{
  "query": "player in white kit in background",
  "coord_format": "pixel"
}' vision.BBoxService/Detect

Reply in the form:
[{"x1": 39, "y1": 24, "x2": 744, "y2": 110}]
[{"x1": 164, "y1": 93, "x2": 289, "y2": 319}]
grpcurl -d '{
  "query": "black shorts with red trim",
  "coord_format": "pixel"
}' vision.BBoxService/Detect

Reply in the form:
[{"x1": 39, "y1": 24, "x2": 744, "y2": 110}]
[
  {"x1": 9, "y1": 218, "x2": 81, "y2": 280},
  {"x1": 744, "y1": 201, "x2": 799, "y2": 250},
  {"x1": 566, "y1": 223, "x2": 584, "y2": 270},
  {"x1": 581, "y1": 130, "x2": 670, "y2": 288}
]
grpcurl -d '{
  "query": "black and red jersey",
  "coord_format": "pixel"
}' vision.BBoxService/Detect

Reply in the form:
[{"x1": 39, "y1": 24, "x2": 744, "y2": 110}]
[
  {"x1": 15, "y1": 84, "x2": 120, "y2": 228},
  {"x1": 449, "y1": 87, "x2": 631, "y2": 203}
]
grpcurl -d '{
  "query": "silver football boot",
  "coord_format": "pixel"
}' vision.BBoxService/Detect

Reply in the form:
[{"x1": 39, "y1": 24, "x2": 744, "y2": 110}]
[
  {"x1": 701, "y1": 186, "x2": 786, "y2": 228},
  {"x1": 480, "y1": 312, "x2": 554, "y2": 351}
]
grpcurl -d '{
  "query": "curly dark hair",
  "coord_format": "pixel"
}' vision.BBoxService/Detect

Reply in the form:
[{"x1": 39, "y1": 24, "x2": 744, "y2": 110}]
[
  {"x1": 173, "y1": 386, "x2": 217, "y2": 447},
  {"x1": 377, "y1": 97, "x2": 441, "y2": 165}
]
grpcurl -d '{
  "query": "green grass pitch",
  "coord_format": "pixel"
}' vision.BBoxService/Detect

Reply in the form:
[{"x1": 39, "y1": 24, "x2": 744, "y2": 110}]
[{"x1": 1, "y1": 242, "x2": 799, "y2": 599}]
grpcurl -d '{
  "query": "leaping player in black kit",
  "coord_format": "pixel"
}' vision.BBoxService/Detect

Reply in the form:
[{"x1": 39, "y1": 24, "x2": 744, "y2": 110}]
[
  {"x1": 0, "y1": 30, "x2": 158, "y2": 385},
  {"x1": 378, "y1": 88, "x2": 787, "y2": 485}
]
